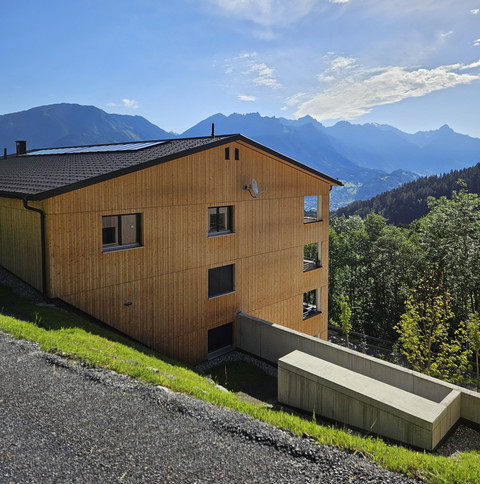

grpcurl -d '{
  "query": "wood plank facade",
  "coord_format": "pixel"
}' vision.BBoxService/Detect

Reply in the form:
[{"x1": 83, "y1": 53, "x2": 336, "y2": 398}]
[{"x1": 0, "y1": 136, "x2": 340, "y2": 364}]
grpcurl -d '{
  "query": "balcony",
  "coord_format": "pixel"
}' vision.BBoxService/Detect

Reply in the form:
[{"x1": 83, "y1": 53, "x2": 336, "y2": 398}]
[
  {"x1": 303, "y1": 242, "x2": 321, "y2": 272},
  {"x1": 303, "y1": 288, "x2": 321, "y2": 320},
  {"x1": 303, "y1": 258, "x2": 321, "y2": 272},
  {"x1": 303, "y1": 302, "x2": 320, "y2": 320}
]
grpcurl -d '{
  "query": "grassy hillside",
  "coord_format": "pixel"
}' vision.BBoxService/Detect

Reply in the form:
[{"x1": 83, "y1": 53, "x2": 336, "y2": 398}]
[{"x1": 1, "y1": 283, "x2": 479, "y2": 483}]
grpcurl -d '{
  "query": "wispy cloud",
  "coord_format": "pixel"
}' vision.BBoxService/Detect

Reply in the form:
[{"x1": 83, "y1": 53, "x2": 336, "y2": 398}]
[
  {"x1": 238, "y1": 94, "x2": 256, "y2": 102},
  {"x1": 226, "y1": 53, "x2": 281, "y2": 90},
  {"x1": 474, "y1": 38, "x2": 480, "y2": 47},
  {"x1": 294, "y1": 57, "x2": 480, "y2": 121},
  {"x1": 471, "y1": 8, "x2": 479, "y2": 14},
  {"x1": 122, "y1": 99, "x2": 139, "y2": 109},
  {"x1": 249, "y1": 62, "x2": 281, "y2": 87},
  {"x1": 317, "y1": 56, "x2": 356, "y2": 82},
  {"x1": 208, "y1": 0, "x2": 317, "y2": 27}
]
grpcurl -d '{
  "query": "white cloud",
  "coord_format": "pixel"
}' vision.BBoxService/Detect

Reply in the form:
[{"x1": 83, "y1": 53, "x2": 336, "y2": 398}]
[
  {"x1": 440, "y1": 30, "x2": 454, "y2": 37},
  {"x1": 471, "y1": 8, "x2": 479, "y2": 14},
  {"x1": 208, "y1": 0, "x2": 316, "y2": 27},
  {"x1": 285, "y1": 92, "x2": 310, "y2": 107},
  {"x1": 317, "y1": 56, "x2": 356, "y2": 81},
  {"x1": 226, "y1": 53, "x2": 281, "y2": 89},
  {"x1": 474, "y1": 38, "x2": 480, "y2": 47},
  {"x1": 122, "y1": 99, "x2": 139, "y2": 109},
  {"x1": 106, "y1": 102, "x2": 117, "y2": 107},
  {"x1": 238, "y1": 94, "x2": 256, "y2": 102},
  {"x1": 295, "y1": 58, "x2": 480, "y2": 121},
  {"x1": 249, "y1": 62, "x2": 281, "y2": 87}
]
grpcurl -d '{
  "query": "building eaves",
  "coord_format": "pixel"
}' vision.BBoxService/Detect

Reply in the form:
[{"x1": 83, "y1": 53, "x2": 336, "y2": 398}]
[
  {"x1": 0, "y1": 135, "x2": 237, "y2": 200},
  {"x1": 0, "y1": 134, "x2": 342, "y2": 201}
]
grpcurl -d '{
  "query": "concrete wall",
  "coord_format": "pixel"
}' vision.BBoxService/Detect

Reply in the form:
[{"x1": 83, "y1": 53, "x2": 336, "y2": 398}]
[
  {"x1": 278, "y1": 350, "x2": 462, "y2": 450},
  {"x1": 236, "y1": 312, "x2": 480, "y2": 427}
]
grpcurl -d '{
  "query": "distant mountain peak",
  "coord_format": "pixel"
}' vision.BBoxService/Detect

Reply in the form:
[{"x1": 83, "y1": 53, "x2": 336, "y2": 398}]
[
  {"x1": 1, "y1": 105, "x2": 479, "y2": 210},
  {"x1": 0, "y1": 103, "x2": 172, "y2": 152}
]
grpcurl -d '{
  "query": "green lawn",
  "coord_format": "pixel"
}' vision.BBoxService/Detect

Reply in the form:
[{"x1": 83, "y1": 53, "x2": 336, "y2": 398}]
[{"x1": 1, "y1": 283, "x2": 479, "y2": 483}]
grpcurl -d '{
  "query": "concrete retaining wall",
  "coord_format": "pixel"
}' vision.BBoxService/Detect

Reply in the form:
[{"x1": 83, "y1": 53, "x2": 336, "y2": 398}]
[
  {"x1": 236, "y1": 312, "x2": 480, "y2": 448},
  {"x1": 278, "y1": 350, "x2": 461, "y2": 450}
]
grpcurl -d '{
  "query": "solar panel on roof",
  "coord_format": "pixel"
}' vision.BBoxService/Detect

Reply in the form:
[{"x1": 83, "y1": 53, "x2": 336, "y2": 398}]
[{"x1": 26, "y1": 141, "x2": 166, "y2": 156}]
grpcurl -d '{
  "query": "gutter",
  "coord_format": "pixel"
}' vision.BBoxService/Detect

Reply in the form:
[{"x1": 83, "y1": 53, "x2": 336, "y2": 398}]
[{"x1": 22, "y1": 198, "x2": 47, "y2": 296}]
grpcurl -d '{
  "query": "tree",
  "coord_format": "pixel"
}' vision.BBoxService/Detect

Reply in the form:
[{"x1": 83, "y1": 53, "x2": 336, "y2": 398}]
[
  {"x1": 330, "y1": 295, "x2": 352, "y2": 348},
  {"x1": 394, "y1": 274, "x2": 471, "y2": 382},
  {"x1": 467, "y1": 312, "x2": 480, "y2": 389},
  {"x1": 416, "y1": 186, "x2": 480, "y2": 321},
  {"x1": 329, "y1": 213, "x2": 420, "y2": 340}
]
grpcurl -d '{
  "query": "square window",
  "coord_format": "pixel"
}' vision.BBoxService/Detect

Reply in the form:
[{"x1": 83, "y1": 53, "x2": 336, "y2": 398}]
[
  {"x1": 208, "y1": 322, "x2": 233, "y2": 354},
  {"x1": 102, "y1": 213, "x2": 142, "y2": 252},
  {"x1": 303, "y1": 242, "x2": 322, "y2": 271},
  {"x1": 208, "y1": 206, "x2": 233, "y2": 236},
  {"x1": 303, "y1": 289, "x2": 321, "y2": 319},
  {"x1": 304, "y1": 195, "x2": 323, "y2": 223},
  {"x1": 102, "y1": 216, "x2": 119, "y2": 245},
  {"x1": 208, "y1": 264, "x2": 234, "y2": 298}
]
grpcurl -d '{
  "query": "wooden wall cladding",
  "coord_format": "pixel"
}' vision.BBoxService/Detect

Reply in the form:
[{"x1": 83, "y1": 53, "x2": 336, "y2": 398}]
[
  {"x1": 39, "y1": 141, "x2": 333, "y2": 363},
  {"x1": 0, "y1": 197, "x2": 44, "y2": 291}
]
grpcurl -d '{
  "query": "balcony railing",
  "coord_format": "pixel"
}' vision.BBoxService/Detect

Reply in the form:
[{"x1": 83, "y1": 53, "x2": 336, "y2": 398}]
[
  {"x1": 303, "y1": 215, "x2": 318, "y2": 224},
  {"x1": 303, "y1": 259, "x2": 321, "y2": 272},
  {"x1": 303, "y1": 303, "x2": 320, "y2": 320}
]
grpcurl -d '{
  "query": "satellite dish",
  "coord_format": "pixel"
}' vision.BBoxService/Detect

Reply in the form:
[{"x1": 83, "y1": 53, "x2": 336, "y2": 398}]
[
  {"x1": 243, "y1": 178, "x2": 267, "y2": 198},
  {"x1": 251, "y1": 178, "x2": 259, "y2": 197}
]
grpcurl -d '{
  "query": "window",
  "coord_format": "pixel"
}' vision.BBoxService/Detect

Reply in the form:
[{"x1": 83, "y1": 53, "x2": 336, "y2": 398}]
[
  {"x1": 102, "y1": 213, "x2": 142, "y2": 252},
  {"x1": 225, "y1": 147, "x2": 230, "y2": 160},
  {"x1": 304, "y1": 195, "x2": 323, "y2": 223},
  {"x1": 234, "y1": 147, "x2": 239, "y2": 160},
  {"x1": 208, "y1": 264, "x2": 234, "y2": 298},
  {"x1": 208, "y1": 206, "x2": 233, "y2": 236},
  {"x1": 303, "y1": 242, "x2": 322, "y2": 271},
  {"x1": 303, "y1": 288, "x2": 321, "y2": 320},
  {"x1": 208, "y1": 322, "x2": 233, "y2": 354}
]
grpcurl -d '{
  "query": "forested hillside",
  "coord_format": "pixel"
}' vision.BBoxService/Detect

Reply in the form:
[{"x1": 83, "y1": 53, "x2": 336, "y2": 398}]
[
  {"x1": 329, "y1": 189, "x2": 480, "y2": 364},
  {"x1": 336, "y1": 163, "x2": 480, "y2": 225}
]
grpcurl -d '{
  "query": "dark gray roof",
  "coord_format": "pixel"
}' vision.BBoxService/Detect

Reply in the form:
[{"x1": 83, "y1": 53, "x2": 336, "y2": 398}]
[{"x1": 0, "y1": 134, "x2": 341, "y2": 200}]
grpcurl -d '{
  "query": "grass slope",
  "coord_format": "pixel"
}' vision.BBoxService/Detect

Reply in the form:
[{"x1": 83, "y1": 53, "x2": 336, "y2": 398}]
[{"x1": 0, "y1": 284, "x2": 479, "y2": 483}]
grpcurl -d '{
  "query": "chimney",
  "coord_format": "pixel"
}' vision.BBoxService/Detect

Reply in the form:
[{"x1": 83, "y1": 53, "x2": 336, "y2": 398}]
[
  {"x1": 211, "y1": 123, "x2": 215, "y2": 138},
  {"x1": 3, "y1": 148, "x2": 7, "y2": 159},
  {"x1": 15, "y1": 140, "x2": 27, "y2": 155}
]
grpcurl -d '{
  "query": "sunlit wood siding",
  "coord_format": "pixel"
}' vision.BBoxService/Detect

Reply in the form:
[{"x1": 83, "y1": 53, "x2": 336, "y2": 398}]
[{"x1": 5, "y1": 140, "x2": 332, "y2": 364}]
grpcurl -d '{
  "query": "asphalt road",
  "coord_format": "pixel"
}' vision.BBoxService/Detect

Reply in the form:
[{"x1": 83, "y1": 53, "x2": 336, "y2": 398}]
[{"x1": 0, "y1": 331, "x2": 415, "y2": 483}]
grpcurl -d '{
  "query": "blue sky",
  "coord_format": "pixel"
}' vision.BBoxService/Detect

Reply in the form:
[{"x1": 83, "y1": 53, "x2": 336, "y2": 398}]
[{"x1": 3, "y1": 0, "x2": 480, "y2": 136}]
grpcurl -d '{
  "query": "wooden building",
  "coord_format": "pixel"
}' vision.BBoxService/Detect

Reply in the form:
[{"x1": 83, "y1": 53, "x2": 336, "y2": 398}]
[{"x1": 0, "y1": 135, "x2": 341, "y2": 364}]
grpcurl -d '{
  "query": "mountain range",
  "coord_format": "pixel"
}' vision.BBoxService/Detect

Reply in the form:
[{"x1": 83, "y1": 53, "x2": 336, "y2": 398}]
[{"x1": 2, "y1": 103, "x2": 480, "y2": 208}]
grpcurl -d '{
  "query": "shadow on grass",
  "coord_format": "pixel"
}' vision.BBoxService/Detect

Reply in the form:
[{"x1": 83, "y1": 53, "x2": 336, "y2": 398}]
[
  {"x1": 0, "y1": 283, "x2": 188, "y2": 369},
  {"x1": 206, "y1": 361, "x2": 277, "y2": 403}
]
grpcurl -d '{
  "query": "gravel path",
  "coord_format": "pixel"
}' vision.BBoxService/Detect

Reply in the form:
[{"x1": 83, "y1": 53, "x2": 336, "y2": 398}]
[{"x1": 0, "y1": 331, "x2": 416, "y2": 483}]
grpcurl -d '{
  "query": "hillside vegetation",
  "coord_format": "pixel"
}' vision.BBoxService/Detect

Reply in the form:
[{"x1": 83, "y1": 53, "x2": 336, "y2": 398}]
[
  {"x1": 336, "y1": 163, "x2": 480, "y2": 225},
  {"x1": 329, "y1": 187, "x2": 480, "y2": 383}
]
